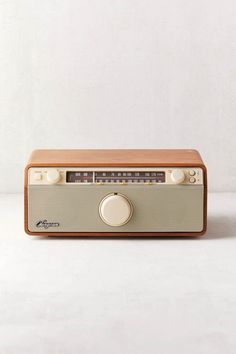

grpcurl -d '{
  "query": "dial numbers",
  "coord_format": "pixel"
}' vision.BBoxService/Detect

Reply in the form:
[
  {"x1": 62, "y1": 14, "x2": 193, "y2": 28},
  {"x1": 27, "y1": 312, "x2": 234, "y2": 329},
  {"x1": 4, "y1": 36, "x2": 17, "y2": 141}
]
[{"x1": 94, "y1": 171, "x2": 165, "y2": 183}]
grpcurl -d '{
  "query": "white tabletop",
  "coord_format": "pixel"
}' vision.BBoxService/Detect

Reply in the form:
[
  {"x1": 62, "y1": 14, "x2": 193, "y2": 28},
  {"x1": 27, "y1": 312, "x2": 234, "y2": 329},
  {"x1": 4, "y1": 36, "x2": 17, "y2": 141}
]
[{"x1": 0, "y1": 193, "x2": 235, "y2": 354}]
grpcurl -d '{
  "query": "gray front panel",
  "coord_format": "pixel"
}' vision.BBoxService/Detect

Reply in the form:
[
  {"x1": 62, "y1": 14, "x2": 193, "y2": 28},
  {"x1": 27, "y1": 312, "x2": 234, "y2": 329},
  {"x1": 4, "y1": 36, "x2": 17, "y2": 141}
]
[{"x1": 28, "y1": 185, "x2": 204, "y2": 233}]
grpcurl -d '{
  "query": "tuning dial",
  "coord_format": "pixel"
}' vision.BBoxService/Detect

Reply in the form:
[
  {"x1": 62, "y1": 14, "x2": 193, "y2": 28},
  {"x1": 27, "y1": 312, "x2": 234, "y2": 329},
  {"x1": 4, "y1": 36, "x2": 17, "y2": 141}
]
[
  {"x1": 46, "y1": 169, "x2": 61, "y2": 184},
  {"x1": 99, "y1": 193, "x2": 133, "y2": 227},
  {"x1": 170, "y1": 169, "x2": 185, "y2": 184}
]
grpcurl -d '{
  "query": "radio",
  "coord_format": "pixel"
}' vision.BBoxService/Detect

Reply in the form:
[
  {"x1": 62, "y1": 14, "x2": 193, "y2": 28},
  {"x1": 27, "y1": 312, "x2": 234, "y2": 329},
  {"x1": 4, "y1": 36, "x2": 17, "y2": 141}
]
[{"x1": 24, "y1": 149, "x2": 207, "y2": 236}]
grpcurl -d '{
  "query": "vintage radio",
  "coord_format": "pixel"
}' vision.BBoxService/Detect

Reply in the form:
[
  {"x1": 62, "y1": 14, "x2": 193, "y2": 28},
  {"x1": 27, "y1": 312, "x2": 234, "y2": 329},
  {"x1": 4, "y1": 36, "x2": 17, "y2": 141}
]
[{"x1": 24, "y1": 149, "x2": 207, "y2": 236}]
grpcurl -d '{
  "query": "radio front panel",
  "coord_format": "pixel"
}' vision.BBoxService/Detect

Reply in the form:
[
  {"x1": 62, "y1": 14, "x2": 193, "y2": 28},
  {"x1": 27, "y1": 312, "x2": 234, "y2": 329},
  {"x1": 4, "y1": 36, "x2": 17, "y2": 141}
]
[
  {"x1": 28, "y1": 167, "x2": 203, "y2": 186},
  {"x1": 26, "y1": 166, "x2": 205, "y2": 234},
  {"x1": 27, "y1": 184, "x2": 204, "y2": 233},
  {"x1": 24, "y1": 149, "x2": 207, "y2": 236}
]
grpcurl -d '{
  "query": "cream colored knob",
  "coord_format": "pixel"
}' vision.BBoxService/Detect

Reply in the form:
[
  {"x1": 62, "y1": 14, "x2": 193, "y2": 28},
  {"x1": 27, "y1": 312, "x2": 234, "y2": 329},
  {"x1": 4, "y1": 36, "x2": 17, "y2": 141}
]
[
  {"x1": 46, "y1": 169, "x2": 60, "y2": 184},
  {"x1": 171, "y1": 169, "x2": 185, "y2": 184},
  {"x1": 189, "y1": 170, "x2": 196, "y2": 176},
  {"x1": 99, "y1": 194, "x2": 133, "y2": 226}
]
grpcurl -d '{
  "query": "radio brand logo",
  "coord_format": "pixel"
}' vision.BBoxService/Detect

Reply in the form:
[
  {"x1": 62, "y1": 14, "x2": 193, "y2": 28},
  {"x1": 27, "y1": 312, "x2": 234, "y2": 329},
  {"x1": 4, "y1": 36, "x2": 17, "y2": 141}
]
[{"x1": 36, "y1": 220, "x2": 60, "y2": 229}]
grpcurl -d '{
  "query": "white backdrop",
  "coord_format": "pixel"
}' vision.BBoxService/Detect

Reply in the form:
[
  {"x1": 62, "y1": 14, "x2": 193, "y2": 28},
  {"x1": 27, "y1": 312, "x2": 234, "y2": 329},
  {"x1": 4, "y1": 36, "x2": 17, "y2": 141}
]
[{"x1": 1, "y1": 0, "x2": 236, "y2": 193}]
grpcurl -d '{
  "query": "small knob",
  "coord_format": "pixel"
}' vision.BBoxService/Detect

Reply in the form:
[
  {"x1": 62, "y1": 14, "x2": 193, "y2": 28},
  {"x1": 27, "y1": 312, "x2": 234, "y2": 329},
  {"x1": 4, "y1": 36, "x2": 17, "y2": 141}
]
[
  {"x1": 171, "y1": 169, "x2": 185, "y2": 184},
  {"x1": 99, "y1": 194, "x2": 133, "y2": 226},
  {"x1": 46, "y1": 169, "x2": 60, "y2": 184},
  {"x1": 189, "y1": 170, "x2": 196, "y2": 176}
]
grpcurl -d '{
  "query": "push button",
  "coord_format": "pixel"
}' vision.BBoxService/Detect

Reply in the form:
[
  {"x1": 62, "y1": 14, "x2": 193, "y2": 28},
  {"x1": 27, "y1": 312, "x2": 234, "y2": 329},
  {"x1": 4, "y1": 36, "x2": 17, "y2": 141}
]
[{"x1": 34, "y1": 172, "x2": 42, "y2": 181}]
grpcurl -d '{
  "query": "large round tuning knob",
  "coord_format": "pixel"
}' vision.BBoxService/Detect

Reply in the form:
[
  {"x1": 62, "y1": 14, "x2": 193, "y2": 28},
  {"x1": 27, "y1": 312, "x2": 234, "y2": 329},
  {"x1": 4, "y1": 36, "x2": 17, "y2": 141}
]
[
  {"x1": 170, "y1": 169, "x2": 185, "y2": 184},
  {"x1": 46, "y1": 169, "x2": 61, "y2": 184},
  {"x1": 99, "y1": 193, "x2": 133, "y2": 227}
]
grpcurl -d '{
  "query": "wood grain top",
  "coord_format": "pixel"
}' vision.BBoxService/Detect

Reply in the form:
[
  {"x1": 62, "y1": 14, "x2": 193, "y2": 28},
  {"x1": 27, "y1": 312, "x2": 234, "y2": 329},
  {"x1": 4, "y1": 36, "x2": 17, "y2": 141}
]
[{"x1": 26, "y1": 149, "x2": 205, "y2": 167}]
